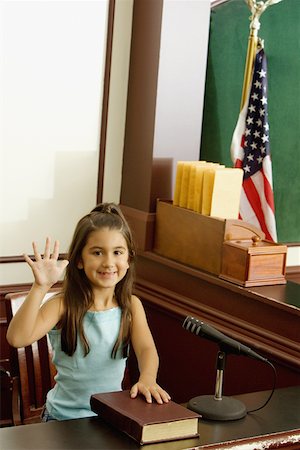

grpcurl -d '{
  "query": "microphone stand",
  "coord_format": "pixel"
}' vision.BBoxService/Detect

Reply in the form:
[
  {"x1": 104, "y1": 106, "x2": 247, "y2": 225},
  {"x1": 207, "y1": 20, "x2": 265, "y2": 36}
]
[{"x1": 187, "y1": 350, "x2": 247, "y2": 421}]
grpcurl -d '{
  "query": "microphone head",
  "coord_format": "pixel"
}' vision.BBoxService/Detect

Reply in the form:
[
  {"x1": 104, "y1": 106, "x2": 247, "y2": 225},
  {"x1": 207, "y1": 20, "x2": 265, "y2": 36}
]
[
  {"x1": 182, "y1": 316, "x2": 202, "y2": 334},
  {"x1": 182, "y1": 315, "x2": 268, "y2": 363}
]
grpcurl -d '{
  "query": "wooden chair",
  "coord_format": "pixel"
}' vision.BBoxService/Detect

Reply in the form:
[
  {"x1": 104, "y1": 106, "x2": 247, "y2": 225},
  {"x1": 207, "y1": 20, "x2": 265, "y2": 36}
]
[
  {"x1": 5, "y1": 290, "x2": 59, "y2": 425},
  {"x1": 0, "y1": 366, "x2": 19, "y2": 427}
]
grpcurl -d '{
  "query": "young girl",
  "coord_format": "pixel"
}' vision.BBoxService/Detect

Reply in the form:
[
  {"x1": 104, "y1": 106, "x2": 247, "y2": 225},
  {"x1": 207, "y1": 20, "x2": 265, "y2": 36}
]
[{"x1": 6, "y1": 203, "x2": 170, "y2": 421}]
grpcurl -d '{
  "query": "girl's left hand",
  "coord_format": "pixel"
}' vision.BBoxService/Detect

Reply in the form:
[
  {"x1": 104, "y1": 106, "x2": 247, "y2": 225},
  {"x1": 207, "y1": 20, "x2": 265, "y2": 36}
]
[{"x1": 130, "y1": 380, "x2": 171, "y2": 404}]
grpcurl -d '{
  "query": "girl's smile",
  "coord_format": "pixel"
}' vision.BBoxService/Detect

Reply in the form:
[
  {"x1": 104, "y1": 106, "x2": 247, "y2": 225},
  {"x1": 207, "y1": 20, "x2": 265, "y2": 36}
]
[{"x1": 97, "y1": 270, "x2": 117, "y2": 279}]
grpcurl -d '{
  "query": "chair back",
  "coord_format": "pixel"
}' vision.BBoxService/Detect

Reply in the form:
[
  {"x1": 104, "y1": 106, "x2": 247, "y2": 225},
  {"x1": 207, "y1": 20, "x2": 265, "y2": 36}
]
[
  {"x1": 0, "y1": 366, "x2": 19, "y2": 427},
  {"x1": 5, "y1": 289, "x2": 60, "y2": 425}
]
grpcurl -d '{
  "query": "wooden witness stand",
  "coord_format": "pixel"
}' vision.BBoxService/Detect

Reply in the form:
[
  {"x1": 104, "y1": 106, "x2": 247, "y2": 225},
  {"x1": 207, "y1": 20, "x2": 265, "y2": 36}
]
[
  {"x1": 117, "y1": 0, "x2": 299, "y2": 406},
  {"x1": 129, "y1": 247, "x2": 300, "y2": 402}
]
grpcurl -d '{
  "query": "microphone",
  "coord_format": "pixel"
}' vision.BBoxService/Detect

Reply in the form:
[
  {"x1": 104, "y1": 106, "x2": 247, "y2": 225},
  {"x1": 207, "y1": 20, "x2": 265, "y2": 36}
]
[{"x1": 182, "y1": 316, "x2": 268, "y2": 363}]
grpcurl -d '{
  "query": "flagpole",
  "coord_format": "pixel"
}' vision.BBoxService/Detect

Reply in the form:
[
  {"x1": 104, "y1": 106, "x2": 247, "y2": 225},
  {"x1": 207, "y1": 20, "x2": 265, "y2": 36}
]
[
  {"x1": 240, "y1": 31, "x2": 257, "y2": 110},
  {"x1": 240, "y1": 0, "x2": 282, "y2": 110}
]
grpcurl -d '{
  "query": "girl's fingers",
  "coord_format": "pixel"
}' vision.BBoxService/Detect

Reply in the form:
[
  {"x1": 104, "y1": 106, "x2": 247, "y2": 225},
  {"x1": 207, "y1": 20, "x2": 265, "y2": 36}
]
[
  {"x1": 43, "y1": 237, "x2": 51, "y2": 259},
  {"x1": 130, "y1": 383, "x2": 170, "y2": 405},
  {"x1": 31, "y1": 238, "x2": 60, "y2": 261},
  {"x1": 51, "y1": 240, "x2": 60, "y2": 260},
  {"x1": 32, "y1": 241, "x2": 42, "y2": 261},
  {"x1": 23, "y1": 253, "x2": 34, "y2": 267},
  {"x1": 130, "y1": 385, "x2": 138, "y2": 399},
  {"x1": 157, "y1": 388, "x2": 171, "y2": 403},
  {"x1": 59, "y1": 259, "x2": 69, "y2": 270}
]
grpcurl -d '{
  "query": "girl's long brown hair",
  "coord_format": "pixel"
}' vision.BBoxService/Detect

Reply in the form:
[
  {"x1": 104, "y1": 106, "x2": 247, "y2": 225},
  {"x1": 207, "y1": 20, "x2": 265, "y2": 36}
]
[{"x1": 59, "y1": 203, "x2": 135, "y2": 358}]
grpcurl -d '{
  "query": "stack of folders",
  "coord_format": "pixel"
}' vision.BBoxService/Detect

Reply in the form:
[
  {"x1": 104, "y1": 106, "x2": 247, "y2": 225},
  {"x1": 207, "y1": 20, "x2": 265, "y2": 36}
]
[
  {"x1": 91, "y1": 390, "x2": 200, "y2": 445},
  {"x1": 173, "y1": 161, "x2": 243, "y2": 219}
]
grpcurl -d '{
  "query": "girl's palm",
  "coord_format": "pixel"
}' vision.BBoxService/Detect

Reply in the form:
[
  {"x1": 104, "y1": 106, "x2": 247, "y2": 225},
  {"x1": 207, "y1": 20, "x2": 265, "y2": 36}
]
[{"x1": 24, "y1": 238, "x2": 69, "y2": 288}]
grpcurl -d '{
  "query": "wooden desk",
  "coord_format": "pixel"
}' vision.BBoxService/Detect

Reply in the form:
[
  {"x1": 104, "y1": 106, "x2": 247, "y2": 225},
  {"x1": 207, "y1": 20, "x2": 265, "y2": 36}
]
[
  {"x1": 132, "y1": 251, "x2": 300, "y2": 402},
  {"x1": 1, "y1": 386, "x2": 300, "y2": 449}
]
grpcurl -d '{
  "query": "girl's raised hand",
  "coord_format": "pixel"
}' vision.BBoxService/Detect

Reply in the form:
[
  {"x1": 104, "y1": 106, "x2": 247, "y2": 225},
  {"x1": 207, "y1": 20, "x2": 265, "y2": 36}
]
[{"x1": 24, "y1": 237, "x2": 69, "y2": 288}]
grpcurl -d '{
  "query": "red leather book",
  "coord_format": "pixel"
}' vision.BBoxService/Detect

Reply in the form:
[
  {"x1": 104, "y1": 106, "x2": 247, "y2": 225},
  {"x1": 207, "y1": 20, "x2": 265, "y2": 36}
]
[{"x1": 90, "y1": 390, "x2": 200, "y2": 445}]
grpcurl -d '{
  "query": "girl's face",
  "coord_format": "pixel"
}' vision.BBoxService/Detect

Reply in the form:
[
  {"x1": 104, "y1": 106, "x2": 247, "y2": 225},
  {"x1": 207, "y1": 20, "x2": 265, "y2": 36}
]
[{"x1": 77, "y1": 227, "x2": 129, "y2": 291}]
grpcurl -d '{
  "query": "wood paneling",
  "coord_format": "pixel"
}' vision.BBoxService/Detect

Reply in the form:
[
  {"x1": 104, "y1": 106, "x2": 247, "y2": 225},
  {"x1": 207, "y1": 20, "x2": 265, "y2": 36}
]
[
  {"x1": 120, "y1": 0, "x2": 166, "y2": 212},
  {"x1": 131, "y1": 251, "x2": 300, "y2": 404}
]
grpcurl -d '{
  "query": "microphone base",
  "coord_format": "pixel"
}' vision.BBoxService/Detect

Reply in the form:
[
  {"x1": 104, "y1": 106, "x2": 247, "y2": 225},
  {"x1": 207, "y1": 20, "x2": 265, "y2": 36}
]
[{"x1": 187, "y1": 395, "x2": 247, "y2": 421}]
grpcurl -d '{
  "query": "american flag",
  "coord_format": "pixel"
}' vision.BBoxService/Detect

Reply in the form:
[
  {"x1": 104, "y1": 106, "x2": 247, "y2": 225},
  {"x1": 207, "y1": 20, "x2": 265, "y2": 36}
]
[{"x1": 231, "y1": 48, "x2": 277, "y2": 242}]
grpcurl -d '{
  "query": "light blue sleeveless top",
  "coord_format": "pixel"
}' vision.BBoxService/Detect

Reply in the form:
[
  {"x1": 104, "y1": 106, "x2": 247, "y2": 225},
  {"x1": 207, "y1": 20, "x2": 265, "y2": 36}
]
[{"x1": 46, "y1": 307, "x2": 127, "y2": 420}]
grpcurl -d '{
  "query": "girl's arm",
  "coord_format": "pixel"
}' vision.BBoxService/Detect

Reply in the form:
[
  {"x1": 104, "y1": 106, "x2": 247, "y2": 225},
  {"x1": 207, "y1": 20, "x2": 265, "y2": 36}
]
[
  {"x1": 129, "y1": 295, "x2": 171, "y2": 404},
  {"x1": 6, "y1": 238, "x2": 68, "y2": 348}
]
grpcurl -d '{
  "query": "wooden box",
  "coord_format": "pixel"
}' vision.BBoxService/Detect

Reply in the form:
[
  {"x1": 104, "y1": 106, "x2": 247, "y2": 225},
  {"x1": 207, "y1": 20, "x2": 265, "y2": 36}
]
[
  {"x1": 220, "y1": 237, "x2": 287, "y2": 287},
  {"x1": 153, "y1": 200, "x2": 264, "y2": 276}
]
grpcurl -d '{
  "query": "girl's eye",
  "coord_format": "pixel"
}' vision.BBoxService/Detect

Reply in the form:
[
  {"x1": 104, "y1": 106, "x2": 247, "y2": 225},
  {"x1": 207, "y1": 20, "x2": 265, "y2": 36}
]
[
  {"x1": 114, "y1": 250, "x2": 123, "y2": 255},
  {"x1": 94, "y1": 250, "x2": 103, "y2": 256}
]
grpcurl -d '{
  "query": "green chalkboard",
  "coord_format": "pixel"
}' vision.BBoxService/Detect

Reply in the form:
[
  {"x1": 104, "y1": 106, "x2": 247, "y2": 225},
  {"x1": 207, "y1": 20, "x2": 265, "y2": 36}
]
[{"x1": 200, "y1": 0, "x2": 300, "y2": 243}]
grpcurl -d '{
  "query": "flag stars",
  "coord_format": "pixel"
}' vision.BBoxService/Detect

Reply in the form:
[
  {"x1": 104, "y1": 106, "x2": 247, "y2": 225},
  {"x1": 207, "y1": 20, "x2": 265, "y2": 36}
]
[
  {"x1": 254, "y1": 80, "x2": 262, "y2": 89},
  {"x1": 261, "y1": 96, "x2": 267, "y2": 105},
  {"x1": 260, "y1": 146, "x2": 266, "y2": 153},
  {"x1": 258, "y1": 68, "x2": 266, "y2": 78},
  {"x1": 259, "y1": 108, "x2": 265, "y2": 117},
  {"x1": 234, "y1": 51, "x2": 271, "y2": 174}
]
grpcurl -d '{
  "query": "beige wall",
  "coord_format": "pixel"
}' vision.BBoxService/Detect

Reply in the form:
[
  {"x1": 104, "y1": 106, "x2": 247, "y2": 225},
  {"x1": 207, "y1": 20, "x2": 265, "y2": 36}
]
[
  {"x1": 1, "y1": 0, "x2": 213, "y2": 285},
  {"x1": 153, "y1": 0, "x2": 211, "y2": 185},
  {"x1": 0, "y1": 0, "x2": 109, "y2": 283},
  {"x1": 1, "y1": 0, "x2": 297, "y2": 286}
]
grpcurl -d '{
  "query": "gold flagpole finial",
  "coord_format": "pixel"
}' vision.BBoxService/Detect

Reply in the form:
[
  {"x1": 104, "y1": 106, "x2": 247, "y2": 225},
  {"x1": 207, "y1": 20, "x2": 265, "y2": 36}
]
[
  {"x1": 247, "y1": 0, "x2": 282, "y2": 31},
  {"x1": 240, "y1": 0, "x2": 283, "y2": 110}
]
